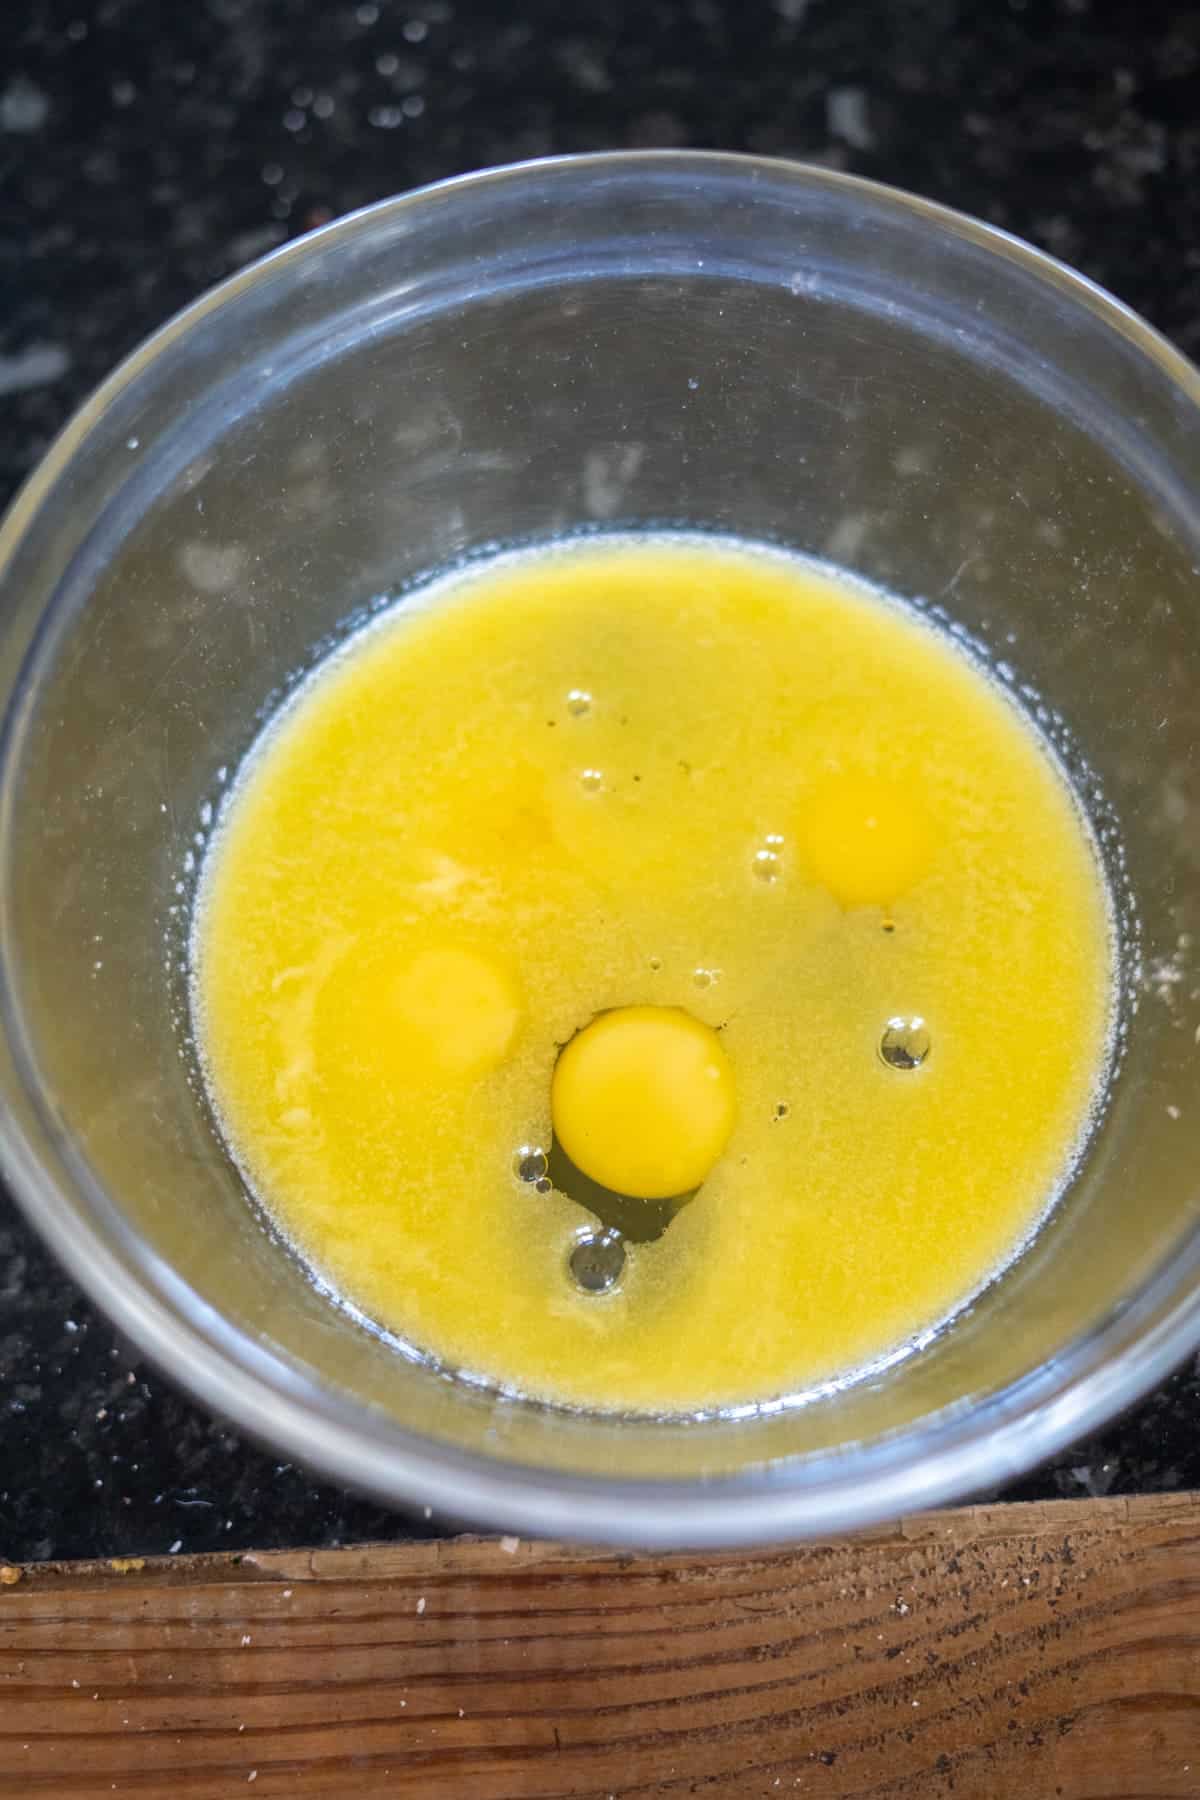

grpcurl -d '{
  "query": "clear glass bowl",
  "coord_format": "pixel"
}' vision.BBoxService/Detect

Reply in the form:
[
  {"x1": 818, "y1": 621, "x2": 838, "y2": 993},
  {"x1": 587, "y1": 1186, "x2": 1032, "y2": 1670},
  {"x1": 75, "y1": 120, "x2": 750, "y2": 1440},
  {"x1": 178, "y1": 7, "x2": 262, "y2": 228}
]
[{"x1": 1, "y1": 153, "x2": 1198, "y2": 1547}]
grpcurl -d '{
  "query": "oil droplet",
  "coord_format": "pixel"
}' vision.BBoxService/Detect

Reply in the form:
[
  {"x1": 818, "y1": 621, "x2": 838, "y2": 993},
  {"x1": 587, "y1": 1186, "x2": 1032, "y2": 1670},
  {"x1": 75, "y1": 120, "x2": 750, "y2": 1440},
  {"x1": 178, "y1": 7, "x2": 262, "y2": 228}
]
[
  {"x1": 879, "y1": 1017, "x2": 931, "y2": 1070},
  {"x1": 566, "y1": 688, "x2": 592, "y2": 716},
  {"x1": 753, "y1": 848, "x2": 781, "y2": 883},
  {"x1": 569, "y1": 1229, "x2": 625, "y2": 1294},
  {"x1": 513, "y1": 1145, "x2": 548, "y2": 1184},
  {"x1": 579, "y1": 768, "x2": 604, "y2": 793}
]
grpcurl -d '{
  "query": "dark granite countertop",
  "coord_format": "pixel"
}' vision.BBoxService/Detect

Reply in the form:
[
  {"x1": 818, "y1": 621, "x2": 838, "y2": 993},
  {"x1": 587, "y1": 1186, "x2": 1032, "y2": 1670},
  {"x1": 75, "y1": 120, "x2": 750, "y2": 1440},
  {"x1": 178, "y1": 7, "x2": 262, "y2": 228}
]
[{"x1": 1, "y1": 0, "x2": 1198, "y2": 1563}]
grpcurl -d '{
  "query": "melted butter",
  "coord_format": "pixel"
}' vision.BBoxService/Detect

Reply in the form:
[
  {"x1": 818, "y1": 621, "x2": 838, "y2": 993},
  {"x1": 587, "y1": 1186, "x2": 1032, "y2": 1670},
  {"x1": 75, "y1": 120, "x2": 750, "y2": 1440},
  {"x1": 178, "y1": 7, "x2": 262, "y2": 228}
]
[{"x1": 193, "y1": 535, "x2": 1113, "y2": 1412}]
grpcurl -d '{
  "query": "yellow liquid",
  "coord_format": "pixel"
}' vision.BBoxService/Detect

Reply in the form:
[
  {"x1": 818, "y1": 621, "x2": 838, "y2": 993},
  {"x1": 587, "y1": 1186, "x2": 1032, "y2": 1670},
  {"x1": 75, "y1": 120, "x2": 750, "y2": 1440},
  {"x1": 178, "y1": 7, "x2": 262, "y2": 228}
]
[{"x1": 193, "y1": 536, "x2": 1112, "y2": 1413}]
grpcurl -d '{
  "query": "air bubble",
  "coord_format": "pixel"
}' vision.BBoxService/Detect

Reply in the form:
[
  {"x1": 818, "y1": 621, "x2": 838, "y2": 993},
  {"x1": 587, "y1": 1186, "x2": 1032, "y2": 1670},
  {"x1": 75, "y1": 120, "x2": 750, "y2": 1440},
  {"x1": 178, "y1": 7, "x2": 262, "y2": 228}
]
[
  {"x1": 569, "y1": 1229, "x2": 625, "y2": 1294},
  {"x1": 753, "y1": 847, "x2": 781, "y2": 883},
  {"x1": 692, "y1": 967, "x2": 720, "y2": 989},
  {"x1": 566, "y1": 688, "x2": 592, "y2": 716},
  {"x1": 513, "y1": 1145, "x2": 548, "y2": 1184},
  {"x1": 579, "y1": 768, "x2": 604, "y2": 793},
  {"x1": 648, "y1": 955, "x2": 663, "y2": 972},
  {"x1": 879, "y1": 1017, "x2": 931, "y2": 1070}
]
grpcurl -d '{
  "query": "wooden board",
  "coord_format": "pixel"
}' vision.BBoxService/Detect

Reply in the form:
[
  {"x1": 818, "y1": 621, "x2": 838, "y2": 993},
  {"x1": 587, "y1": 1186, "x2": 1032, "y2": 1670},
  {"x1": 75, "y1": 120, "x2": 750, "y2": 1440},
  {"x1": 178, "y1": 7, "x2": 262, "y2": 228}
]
[{"x1": 1, "y1": 1493, "x2": 1198, "y2": 1797}]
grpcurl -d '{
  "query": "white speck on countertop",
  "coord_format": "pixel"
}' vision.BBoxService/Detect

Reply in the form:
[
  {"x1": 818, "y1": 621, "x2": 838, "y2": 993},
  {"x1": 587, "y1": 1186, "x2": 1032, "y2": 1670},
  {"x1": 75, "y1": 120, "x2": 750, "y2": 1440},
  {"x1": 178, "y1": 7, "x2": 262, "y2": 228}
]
[
  {"x1": 0, "y1": 343, "x2": 69, "y2": 393},
  {"x1": 582, "y1": 444, "x2": 644, "y2": 519},
  {"x1": 826, "y1": 85, "x2": 874, "y2": 150},
  {"x1": 179, "y1": 541, "x2": 246, "y2": 593},
  {"x1": 1, "y1": 76, "x2": 49, "y2": 132}
]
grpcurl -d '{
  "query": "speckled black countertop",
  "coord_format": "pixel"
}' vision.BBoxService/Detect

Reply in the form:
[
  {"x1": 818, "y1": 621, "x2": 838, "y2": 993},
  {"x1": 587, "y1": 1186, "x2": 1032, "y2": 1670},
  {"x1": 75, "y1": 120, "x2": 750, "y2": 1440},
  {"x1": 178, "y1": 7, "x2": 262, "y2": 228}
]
[{"x1": 1, "y1": 0, "x2": 1198, "y2": 1562}]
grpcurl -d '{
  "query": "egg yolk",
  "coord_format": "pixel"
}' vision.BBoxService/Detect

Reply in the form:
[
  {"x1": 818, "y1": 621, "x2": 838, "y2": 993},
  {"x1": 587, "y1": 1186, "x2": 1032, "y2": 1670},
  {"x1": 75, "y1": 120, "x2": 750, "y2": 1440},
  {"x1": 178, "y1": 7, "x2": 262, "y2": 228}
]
[
  {"x1": 799, "y1": 772, "x2": 932, "y2": 909},
  {"x1": 551, "y1": 1005, "x2": 736, "y2": 1199},
  {"x1": 387, "y1": 946, "x2": 521, "y2": 1081}
]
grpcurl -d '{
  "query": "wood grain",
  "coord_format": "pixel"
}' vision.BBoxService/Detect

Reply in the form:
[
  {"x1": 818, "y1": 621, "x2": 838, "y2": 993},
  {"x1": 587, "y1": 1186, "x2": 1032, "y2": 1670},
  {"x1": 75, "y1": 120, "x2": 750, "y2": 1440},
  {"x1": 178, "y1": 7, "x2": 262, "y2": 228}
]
[{"x1": 1, "y1": 1494, "x2": 1198, "y2": 1798}]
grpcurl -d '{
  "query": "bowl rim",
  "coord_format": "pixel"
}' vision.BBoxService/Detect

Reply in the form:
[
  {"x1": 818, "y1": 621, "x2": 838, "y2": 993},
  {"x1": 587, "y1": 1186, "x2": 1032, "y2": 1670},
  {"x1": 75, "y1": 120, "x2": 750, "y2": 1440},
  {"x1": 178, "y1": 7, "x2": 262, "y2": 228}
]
[{"x1": 2, "y1": 149, "x2": 1199, "y2": 1548}]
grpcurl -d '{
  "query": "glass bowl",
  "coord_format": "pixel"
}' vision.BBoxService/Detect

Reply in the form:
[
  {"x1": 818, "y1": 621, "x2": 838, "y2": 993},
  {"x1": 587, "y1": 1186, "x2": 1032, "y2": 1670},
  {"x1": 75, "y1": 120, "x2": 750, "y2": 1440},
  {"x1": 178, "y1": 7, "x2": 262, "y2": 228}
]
[{"x1": 1, "y1": 152, "x2": 1198, "y2": 1547}]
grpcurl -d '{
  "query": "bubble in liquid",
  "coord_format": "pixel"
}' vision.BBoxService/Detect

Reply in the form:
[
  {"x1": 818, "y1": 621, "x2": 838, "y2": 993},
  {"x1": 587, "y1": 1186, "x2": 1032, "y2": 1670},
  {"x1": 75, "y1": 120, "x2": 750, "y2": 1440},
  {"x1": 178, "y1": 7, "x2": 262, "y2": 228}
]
[
  {"x1": 879, "y1": 1017, "x2": 931, "y2": 1070},
  {"x1": 579, "y1": 768, "x2": 604, "y2": 793},
  {"x1": 569, "y1": 1229, "x2": 626, "y2": 1294},
  {"x1": 513, "y1": 1145, "x2": 549, "y2": 1184},
  {"x1": 566, "y1": 688, "x2": 593, "y2": 716},
  {"x1": 753, "y1": 848, "x2": 781, "y2": 883},
  {"x1": 648, "y1": 955, "x2": 663, "y2": 972},
  {"x1": 692, "y1": 967, "x2": 720, "y2": 989}
]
